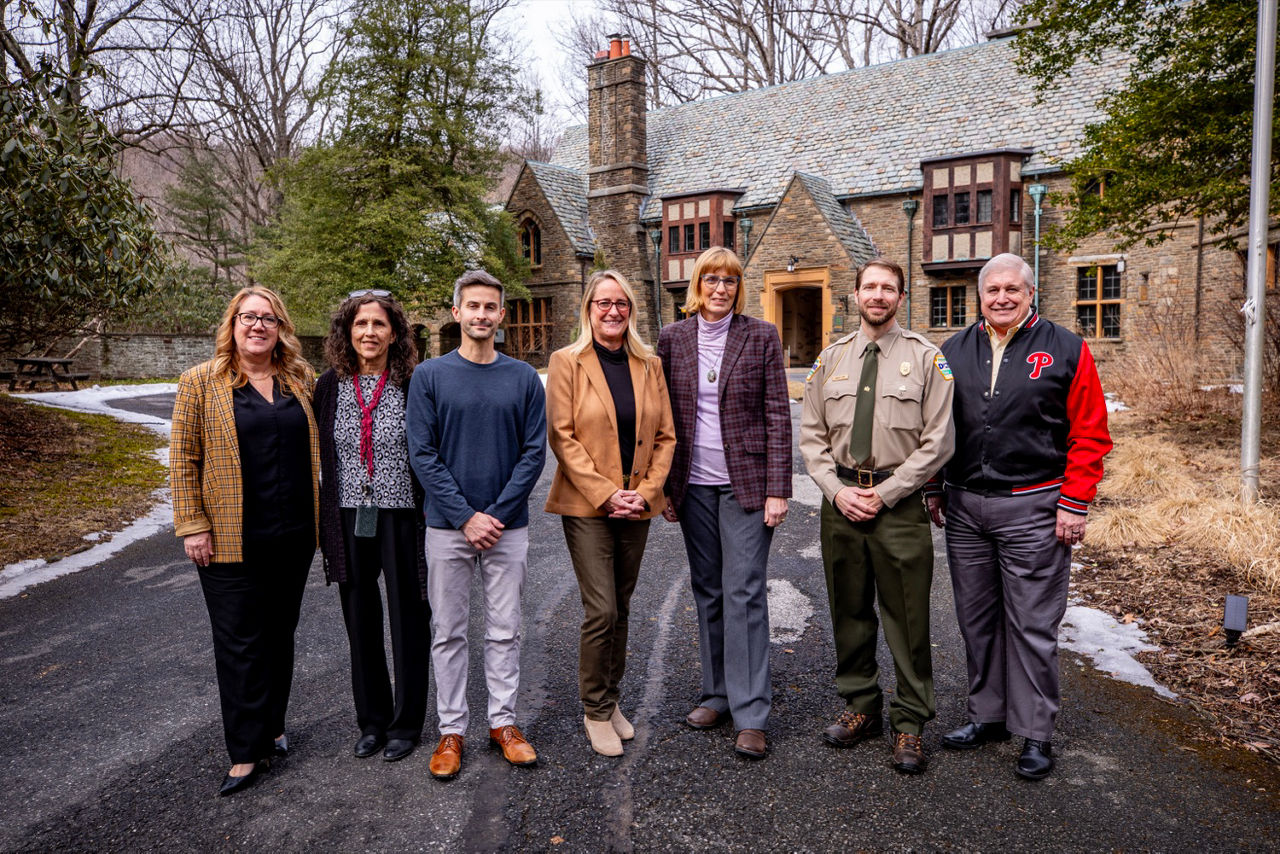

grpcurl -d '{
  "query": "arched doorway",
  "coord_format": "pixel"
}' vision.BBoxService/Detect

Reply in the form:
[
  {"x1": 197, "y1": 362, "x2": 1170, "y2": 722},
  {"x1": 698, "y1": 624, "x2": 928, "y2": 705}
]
[
  {"x1": 762, "y1": 267, "x2": 833, "y2": 368},
  {"x1": 438, "y1": 321, "x2": 461, "y2": 356}
]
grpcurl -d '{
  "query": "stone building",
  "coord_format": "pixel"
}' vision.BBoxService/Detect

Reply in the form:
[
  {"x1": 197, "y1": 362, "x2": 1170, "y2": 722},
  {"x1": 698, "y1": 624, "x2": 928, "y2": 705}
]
[{"x1": 501, "y1": 33, "x2": 1254, "y2": 379}]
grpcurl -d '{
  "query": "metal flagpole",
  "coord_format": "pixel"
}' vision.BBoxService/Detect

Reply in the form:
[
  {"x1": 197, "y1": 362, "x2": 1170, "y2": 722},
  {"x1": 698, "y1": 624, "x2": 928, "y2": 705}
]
[{"x1": 1242, "y1": 0, "x2": 1277, "y2": 503}]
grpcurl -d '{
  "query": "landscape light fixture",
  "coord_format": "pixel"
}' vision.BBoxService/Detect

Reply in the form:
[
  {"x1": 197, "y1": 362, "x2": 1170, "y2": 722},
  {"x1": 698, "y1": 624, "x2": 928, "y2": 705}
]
[
  {"x1": 649, "y1": 227, "x2": 664, "y2": 332},
  {"x1": 1224, "y1": 594, "x2": 1249, "y2": 648},
  {"x1": 787, "y1": 255, "x2": 800, "y2": 273},
  {"x1": 902, "y1": 198, "x2": 919, "y2": 328},
  {"x1": 1028, "y1": 182, "x2": 1049, "y2": 312}
]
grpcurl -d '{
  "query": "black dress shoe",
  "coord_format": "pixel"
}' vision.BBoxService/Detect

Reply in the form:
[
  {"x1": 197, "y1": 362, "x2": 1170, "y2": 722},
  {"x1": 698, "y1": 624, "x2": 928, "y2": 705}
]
[
  {"x1": 383, "y1": 738, "x2": 416, "y2": 762},
  {"x1": 273, "y1": 735, "x2": 289, "y2": 757},
  {"x1": 218, "y1": 760, "x2": 266, "y2": 797},
  {"x1": 354, "y1": 733, "x2": 386, "y2": 758},
  {"x1": 940, "y1": 720, "x2": 1010, "y2": 750},
  {"x1": 1016, "y1": 738, "x2": 1054, "y2": 780}
]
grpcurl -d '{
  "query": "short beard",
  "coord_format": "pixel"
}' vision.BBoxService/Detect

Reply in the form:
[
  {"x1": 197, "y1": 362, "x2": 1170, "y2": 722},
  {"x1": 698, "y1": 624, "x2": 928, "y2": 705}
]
[
  {"x1": 858, "y1": 304, "x2": 897, "y2": 328},
  {"x1": 462, "y1": 323, "x2": 495, "y2": 342}
]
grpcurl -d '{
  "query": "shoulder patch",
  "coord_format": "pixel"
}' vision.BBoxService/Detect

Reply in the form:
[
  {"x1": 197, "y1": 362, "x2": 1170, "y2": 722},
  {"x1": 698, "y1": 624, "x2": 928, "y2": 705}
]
[
  {"x1": 805, "y1": 355, "x2": 822, "y2": 382},
  {"x1": 934, "y1": 353, "x2": 953, "y2": 381}
]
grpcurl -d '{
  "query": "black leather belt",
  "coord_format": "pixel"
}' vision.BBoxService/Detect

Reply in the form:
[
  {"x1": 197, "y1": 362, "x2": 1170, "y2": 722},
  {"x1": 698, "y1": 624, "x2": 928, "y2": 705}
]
[{"x1": 836, "y1": 465, "x2": 895, "y2": 487}]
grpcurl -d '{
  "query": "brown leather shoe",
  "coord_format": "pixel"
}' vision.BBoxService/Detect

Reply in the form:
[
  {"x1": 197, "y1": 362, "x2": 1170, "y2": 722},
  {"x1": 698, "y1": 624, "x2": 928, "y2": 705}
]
[
  {"x1": 892, "y1": 731, "x2": 927, "y2": 774},
  {"x1": 822, "y1": 710, "x2": 883, "y2": 747},
  {"x1": 685, "y1": 706, "x2": 728, "y2": 730},
  {"x1": 489, "y1": 725, "x2": 537, "y2": 766},
  {"x1": 429, "y1": 734, "x2": 463, "y2": 779},
  {"x1": 734, "y1": 729, "x2": 767, "y2": 760}
]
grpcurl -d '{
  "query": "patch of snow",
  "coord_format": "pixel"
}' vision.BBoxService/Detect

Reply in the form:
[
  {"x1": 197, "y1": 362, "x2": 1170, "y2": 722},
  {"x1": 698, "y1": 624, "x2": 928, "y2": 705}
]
[
  {"x1": 767, "y1": 578, "x2": 813, "y2": 644},
  {"x1": 1060, "y1": 605, "x2": 1176, "y2": 699},
  {"x1": 13, "y1": 382, "x2": 176, "y2": 437},
  {"x1": 0, "y1": 492, "x2": 173, "y2": 599},
  {"x1": 1104, "y1": 392, "x2": 1128, "y2": 412},
  {"x1": 3, "y1": 383, "x2": 178, "y2": 598}
]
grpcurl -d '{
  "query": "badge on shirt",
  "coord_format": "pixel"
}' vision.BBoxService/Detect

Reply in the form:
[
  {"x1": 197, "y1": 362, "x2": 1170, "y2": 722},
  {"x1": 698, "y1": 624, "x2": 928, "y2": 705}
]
[
  {"x1": 934, "y1": 353, "x2": 953, "y2": 381},
  {"x1": 805, "y1": 355, "x2": 822, "y2": 382},
  {"x1": 900, "y1": 361, "x2": 911, "y2": 377}
]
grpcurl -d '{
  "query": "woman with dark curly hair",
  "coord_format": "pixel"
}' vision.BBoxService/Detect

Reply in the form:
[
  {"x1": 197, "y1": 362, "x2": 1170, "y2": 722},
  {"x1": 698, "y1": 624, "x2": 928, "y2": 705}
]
[{"x1": 314, "y1": 290, "x2": 430, "y2": 763}]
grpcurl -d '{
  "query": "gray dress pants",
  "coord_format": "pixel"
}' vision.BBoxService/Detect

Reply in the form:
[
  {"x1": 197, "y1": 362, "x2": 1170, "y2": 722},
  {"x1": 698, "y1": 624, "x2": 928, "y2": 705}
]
[
  {"x1": 944, "y1": 487, "x2": 1071, "y2": 742},
  {"x1": 678, "y1": 484, "x2": 774, "y2": 730}
]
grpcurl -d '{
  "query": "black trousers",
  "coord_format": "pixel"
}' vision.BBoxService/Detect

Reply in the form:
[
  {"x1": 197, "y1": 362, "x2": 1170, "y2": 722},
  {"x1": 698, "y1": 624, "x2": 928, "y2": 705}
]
[
  {"x1": 198, "y1": 529, "x2": 314, "y2": 764},
  {"x1": 338, "y1": 507, "x2": 430, "y2": 741}
]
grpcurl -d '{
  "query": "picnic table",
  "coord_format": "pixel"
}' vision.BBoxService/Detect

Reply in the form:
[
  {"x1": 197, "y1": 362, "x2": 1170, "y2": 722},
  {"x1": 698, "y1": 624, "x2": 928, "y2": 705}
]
[{"x1": 5, "y1": 357, "x2": 90, "y2": 391}]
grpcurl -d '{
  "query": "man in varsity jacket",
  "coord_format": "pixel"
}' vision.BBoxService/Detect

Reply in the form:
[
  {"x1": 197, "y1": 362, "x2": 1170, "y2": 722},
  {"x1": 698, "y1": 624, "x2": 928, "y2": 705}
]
[{"x1": 926, "y1": 252, "x2": 1112, "y2": 781}]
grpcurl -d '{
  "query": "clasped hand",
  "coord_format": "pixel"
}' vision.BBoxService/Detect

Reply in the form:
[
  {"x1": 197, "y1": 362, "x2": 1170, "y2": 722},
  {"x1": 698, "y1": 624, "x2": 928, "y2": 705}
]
[
  {"x1": 834, "y1": 486, "x2": 883, "y2": 522},
  {"x1": 604, "y1": 489, "x2": 647, "y2": 519}
]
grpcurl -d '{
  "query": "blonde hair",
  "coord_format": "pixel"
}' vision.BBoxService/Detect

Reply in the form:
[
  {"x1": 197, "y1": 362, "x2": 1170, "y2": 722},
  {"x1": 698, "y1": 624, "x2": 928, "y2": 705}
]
[
  {"x1": 567, "y1": 270, "x2": 653, "y2": 360},
  {"x1": 212, "y1": 286, "x2": 314, "y2": 396},
  {"x1": 682, "y1": 246, "x2": 746, "y2": 315}
]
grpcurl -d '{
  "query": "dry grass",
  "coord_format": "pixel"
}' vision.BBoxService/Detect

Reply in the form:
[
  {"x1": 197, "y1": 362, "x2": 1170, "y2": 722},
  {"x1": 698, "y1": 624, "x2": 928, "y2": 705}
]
[{"x1": 1091, "y1": 432, "x2": 1280, "y2": 591}]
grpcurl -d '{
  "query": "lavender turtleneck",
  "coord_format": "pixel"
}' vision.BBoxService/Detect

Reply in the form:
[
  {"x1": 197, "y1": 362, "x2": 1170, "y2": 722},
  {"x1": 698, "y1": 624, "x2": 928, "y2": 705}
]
[{"x1": 689, "y1": 311, "x2": 732, "y2": 485}]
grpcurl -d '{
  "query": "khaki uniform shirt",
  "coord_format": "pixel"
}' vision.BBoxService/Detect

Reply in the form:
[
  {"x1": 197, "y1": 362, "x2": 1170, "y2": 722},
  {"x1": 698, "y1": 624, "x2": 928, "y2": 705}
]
[{"x1": 800, "y1": 324, "x2": 955, "y2": 509}]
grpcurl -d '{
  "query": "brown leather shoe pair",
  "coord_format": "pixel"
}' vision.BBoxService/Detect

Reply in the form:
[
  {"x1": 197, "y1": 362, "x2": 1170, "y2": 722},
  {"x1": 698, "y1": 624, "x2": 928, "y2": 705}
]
[
  {"x1": 822, "y1": 710, "x2": 883, "y2": 747},
  {"x1": 892, "y1": 731, "x2": 927, "y2": 774},
  {"x1": 490, "y1": 724, "x2": 538, "y2": 766},
  {"x1": 734, "y1": 728, "x2": 767, "y2": 760},
  {"x1": 685, "y1": 706, "x2": 729, "y2": 730},
  {"x1": 429, "y1": 734, "x2": 463, "y2": 779}
]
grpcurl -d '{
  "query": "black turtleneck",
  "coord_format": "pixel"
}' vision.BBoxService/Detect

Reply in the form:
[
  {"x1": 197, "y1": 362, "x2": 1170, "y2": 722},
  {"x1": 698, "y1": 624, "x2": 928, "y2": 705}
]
[{"x1": 593, "y1": 340, "x2": 636, "y2": 482}]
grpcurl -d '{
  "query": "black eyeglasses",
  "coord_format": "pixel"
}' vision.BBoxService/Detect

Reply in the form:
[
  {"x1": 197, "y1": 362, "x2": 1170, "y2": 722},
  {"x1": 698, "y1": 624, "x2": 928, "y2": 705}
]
[
  {"x1": 235, "y1": 312, "x2": 280, "y2": 329},
  {"x1": 348, "y1": 289, "x2": 392, "y2": 300},
  {"x1": 592, "y1": 299, "x2": 631, "y2": 312}
]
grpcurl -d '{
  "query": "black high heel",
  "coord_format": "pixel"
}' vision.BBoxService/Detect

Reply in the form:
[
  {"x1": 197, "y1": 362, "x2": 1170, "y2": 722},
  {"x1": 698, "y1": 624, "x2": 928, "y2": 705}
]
[{"x1": 218, "y1": 759, "x2": 267, "y2": 797}]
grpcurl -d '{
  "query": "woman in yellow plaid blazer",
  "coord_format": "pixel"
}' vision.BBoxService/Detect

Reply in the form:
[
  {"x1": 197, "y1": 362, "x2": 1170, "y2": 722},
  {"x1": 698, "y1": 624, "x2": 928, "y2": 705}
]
[{"x1": 170, "y1": 286, "x2": 320, "y2": 797}]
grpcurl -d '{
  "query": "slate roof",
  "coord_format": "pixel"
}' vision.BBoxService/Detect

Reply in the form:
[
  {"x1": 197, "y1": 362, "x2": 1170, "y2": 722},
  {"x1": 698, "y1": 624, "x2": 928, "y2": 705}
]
[
  {"x1": 791, "y1": 172, "x2": 877, "y2": 263},
  {"x1": 521, "y1": 161, "x2": 595, "y2": 255},
  {"x1": 549, "y1": 35, "x2": 1128, "y2": 221}
]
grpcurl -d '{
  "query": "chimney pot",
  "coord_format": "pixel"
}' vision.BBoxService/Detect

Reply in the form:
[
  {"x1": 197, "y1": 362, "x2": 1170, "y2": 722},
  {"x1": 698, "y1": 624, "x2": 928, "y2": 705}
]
[
  {"x1": 622, "y1": 39, "x2": 631, "y2": 56},
  {"x1": 608, "y1": 33, "x2": 623, "y2": 58},
  {"x1": 595, "y1": 49, "x2": 608, "y2": 59}
]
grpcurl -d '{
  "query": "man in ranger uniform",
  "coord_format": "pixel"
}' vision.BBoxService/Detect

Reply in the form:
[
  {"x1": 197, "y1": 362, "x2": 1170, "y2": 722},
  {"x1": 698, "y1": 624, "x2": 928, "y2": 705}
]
[
  {"x1": 930, "y1": 253, "x2": 1111, "y2": 780},
  {"x1": 800, "y1": 258, "x2": 954, "y2": 774}
]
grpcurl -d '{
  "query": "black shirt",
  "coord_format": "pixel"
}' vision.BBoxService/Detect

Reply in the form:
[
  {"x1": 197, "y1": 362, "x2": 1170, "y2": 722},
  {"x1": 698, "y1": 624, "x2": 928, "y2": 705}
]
[
  {"x1": 233, "y1": 378, "x2": 314, "y2": 540},
  {"x1": 593, "y1": 341, "x2": 636, "y2": 482}
]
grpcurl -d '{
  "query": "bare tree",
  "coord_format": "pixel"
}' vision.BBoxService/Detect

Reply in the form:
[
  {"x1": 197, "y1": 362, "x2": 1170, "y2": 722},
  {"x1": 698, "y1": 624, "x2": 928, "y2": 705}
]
[{"x1": 550, "y1": 0, "x2": 1014, "y2": 116}]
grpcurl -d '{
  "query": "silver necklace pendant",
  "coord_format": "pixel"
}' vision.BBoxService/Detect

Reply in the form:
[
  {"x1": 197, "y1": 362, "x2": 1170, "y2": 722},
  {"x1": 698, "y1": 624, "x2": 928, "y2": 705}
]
[{"x1": 707, "y1": 368, "x2": 717, "y2": 383}]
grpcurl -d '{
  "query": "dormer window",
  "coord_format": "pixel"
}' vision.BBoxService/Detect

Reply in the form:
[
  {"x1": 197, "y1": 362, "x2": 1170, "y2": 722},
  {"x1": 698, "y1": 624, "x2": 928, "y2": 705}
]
[
  {"x1": 921, "y1": 150, "x2": 1031, "y2": 271},
  {"x1": 658, "y1": 190, "x2": 744, "y2": 285}
]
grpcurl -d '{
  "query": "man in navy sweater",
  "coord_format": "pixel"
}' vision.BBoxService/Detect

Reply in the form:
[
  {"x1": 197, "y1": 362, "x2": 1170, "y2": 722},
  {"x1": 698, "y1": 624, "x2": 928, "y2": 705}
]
[
  {"x1": 407, "y1": 269, "x2": 547, "y2": 780},
  {"x1": 928, "y1": 253, "x2": 1111, "y2": 781}
]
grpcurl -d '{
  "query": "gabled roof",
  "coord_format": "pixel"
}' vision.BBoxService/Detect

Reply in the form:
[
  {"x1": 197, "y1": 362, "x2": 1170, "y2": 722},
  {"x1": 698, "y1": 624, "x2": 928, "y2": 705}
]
[
  {"x1": 519, "y1": 161, "x2": 595, "y2": 255},
  {"x1": 792, "y1": 172, "x2": 877, "y2": 262},
  {"x1": 550, "y1": 36, "x2": 1127, "y2": 221}
]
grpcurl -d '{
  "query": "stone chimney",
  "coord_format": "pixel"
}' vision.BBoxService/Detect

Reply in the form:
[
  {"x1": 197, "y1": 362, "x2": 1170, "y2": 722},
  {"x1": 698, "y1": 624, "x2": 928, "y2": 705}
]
[{"x1": 587, "y1": 35, "x2": 657, "y2": 335}]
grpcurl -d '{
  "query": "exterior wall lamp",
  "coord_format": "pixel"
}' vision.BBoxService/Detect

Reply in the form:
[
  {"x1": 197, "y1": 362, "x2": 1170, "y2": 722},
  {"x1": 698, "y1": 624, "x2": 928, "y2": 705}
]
[
  {"x1": 1028, "y1": 182, "x2": 1048, "y2": 314},
  {"x1": 902, "y1": 198, "x2": 919, "y2": 329},
  {"x1": 738, "y1": 217, "x2": 753, "y2": 257},
  {"x1": 787, "y1": 255, "x2": 799, "y2": 273},
  {"x1": 649, "y1": 227, "x2": 664, "y2": 331}
]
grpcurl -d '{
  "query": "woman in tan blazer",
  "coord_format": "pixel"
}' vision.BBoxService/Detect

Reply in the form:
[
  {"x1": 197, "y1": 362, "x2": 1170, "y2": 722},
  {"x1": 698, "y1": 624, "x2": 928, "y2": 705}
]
[
  {"x1": 171, "y1": 286, "x2": 319, "y2": 796},
  {"x1": 545, "y1": 270, "x2": 676, "y2": 757}
]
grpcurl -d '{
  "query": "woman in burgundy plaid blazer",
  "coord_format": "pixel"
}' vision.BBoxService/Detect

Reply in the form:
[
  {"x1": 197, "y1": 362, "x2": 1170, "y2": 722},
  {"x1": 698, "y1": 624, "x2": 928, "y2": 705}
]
[{"x1": 656, "y1": 247, "x2": 793, "y2": 760}]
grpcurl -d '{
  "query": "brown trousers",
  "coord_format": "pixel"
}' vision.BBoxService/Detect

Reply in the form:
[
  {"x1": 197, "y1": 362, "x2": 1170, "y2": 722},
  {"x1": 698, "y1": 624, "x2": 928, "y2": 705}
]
[{"x1": 561, "y1": 516, "x2": 652, "y2": 720}]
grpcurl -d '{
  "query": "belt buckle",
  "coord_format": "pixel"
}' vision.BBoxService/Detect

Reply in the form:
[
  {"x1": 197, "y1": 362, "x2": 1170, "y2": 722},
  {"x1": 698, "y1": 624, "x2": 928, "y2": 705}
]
[{"x1": 856, "y1": 468, "x2": 874, "y2": 488}]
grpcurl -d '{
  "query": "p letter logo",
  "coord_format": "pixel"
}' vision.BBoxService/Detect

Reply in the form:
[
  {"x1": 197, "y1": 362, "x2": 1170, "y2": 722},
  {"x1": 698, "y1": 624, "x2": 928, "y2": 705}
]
[{"x1": 1026, "y1": 352, "x2": 1053, "y2": 379}]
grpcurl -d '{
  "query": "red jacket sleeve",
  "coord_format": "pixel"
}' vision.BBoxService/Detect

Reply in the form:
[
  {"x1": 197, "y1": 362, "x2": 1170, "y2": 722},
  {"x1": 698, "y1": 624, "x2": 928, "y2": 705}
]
[{"x1": 1059, "y1": 341, "x2": 1113, "y2": 514}]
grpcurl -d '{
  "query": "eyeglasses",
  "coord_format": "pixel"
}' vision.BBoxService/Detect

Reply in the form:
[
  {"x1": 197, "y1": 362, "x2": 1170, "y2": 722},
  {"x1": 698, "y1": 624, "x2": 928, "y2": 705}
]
[
  {"x1": 348, "y1": 289, "x2": 392, "y2": 300},
  {"x1": 592, "y1": 299, "x2": 631, "y2": 312},
  {"x1": 701, "y1": 275, "x2": 740, "y2": 289},
  {"x1": 236, "y1": 312, "x2": 280, "y2": 329}
]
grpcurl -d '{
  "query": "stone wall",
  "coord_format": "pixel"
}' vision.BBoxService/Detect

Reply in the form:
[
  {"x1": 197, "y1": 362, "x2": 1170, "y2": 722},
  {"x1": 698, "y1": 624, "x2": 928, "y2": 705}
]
[{"x1": 11, "y1": 333, "x2": 330, "y2": 380}]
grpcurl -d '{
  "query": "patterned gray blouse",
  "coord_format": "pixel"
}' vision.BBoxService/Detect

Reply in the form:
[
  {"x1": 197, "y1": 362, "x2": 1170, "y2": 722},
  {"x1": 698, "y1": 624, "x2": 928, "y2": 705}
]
[{"x1": 335, "y1": 375, "x2": 414, "y2": 508}]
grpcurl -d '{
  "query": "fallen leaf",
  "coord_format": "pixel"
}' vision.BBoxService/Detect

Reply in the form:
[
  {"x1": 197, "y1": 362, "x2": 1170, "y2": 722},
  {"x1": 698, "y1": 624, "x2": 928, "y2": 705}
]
[
  {"x1": 1239, "y1": 692, "x2": 1262, "y2": 704},
  {"x1": 551, "y1": 837, "x2": 564, "y2": 845},
  {"x1": 1122, "y1": 613, "x2": 1136, "y2": 624}
]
